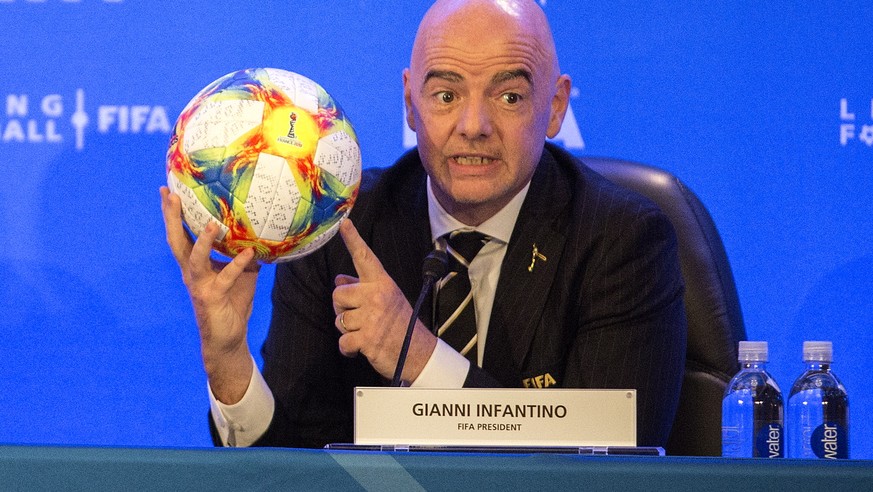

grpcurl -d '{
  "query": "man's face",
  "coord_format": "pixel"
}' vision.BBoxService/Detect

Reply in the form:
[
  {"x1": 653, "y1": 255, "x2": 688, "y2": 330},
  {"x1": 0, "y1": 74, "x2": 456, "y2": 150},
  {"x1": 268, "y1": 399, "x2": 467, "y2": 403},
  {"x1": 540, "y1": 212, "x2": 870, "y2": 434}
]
[{"x1": 403, "y1": 2, "x2": 569, "y2": 225}]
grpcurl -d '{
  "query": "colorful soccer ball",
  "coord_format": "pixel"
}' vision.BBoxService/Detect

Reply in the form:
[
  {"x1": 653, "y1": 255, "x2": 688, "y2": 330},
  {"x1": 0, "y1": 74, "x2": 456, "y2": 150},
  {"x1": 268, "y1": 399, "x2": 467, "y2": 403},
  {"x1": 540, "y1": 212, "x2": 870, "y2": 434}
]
[{"x1": 166, "y1": 68, "x2": 361, "y2": 263}]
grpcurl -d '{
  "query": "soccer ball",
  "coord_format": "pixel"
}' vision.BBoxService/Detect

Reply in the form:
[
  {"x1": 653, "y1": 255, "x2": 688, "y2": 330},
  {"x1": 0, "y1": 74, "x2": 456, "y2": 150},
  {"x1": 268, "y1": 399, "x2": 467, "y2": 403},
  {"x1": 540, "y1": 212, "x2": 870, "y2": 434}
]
[{"x1": 166, "y1": 68, "x2": 361, "y2": 263}]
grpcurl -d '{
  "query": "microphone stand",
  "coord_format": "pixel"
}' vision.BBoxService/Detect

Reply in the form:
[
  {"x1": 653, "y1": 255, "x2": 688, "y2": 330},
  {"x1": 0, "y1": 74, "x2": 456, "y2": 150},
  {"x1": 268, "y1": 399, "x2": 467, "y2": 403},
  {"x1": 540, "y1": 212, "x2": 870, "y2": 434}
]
[{"x1": 390, "y1": 250, "x2": 448, "y2": 387}]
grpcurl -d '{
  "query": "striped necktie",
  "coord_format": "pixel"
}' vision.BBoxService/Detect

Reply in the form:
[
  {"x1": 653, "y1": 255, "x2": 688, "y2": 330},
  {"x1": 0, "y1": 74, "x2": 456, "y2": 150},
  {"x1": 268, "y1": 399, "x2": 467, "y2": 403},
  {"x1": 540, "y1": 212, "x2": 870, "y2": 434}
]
[{"x1": 436, "y1": 230, "x2": 489, "y2": 364}]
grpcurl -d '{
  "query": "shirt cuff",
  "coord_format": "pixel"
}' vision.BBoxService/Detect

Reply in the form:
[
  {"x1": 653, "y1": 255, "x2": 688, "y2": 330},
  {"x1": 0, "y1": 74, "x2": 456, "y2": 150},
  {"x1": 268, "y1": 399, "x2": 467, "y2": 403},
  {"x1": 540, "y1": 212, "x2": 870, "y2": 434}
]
[
  {"x1": 208, "y1": 358, "x2": 275, "y2": 447},
  {"x1": 410, "y1": 338, "x2": 469, "y2": 388}
]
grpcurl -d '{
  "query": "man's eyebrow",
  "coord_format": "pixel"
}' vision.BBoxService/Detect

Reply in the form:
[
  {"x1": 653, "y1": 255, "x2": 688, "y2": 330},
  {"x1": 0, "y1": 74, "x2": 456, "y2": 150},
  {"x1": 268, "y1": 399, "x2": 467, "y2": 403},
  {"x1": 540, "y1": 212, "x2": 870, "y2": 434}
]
[
  {"x1": 491, "y1": 69, "x2": 532, "y2": 86},
  {"x1": 423, "y1": 69, "x2": 463, "y2": 85},
  {"x1": 421, "y1": 68, "x2": 532, "y2": 88}
]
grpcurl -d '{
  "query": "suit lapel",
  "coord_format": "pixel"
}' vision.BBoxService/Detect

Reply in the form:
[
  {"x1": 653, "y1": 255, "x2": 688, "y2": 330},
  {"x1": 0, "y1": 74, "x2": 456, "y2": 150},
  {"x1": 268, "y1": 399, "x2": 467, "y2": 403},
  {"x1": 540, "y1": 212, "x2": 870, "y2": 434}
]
[
  {"x1": 376, "y1": 156, "x2": 435, "y2": 328},
  {"x1": 483, "y1": 149, "x2": 570, "y2": 385}
]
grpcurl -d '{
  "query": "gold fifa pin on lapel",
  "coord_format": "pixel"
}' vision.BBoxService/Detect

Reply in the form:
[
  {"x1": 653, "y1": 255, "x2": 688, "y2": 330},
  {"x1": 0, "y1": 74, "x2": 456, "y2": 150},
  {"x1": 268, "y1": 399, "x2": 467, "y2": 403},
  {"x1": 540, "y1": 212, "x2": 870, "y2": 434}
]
[{"x1": 528, "y1": 243, "x2": 547, "y2": 272}]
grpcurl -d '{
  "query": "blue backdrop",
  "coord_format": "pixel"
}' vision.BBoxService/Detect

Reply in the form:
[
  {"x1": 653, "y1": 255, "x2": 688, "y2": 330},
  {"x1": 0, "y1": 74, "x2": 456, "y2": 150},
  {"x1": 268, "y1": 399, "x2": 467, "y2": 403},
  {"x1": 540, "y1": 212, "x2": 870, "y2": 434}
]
[{"x1": 1, "y1": 1, "x2": 871, "y2": 457}]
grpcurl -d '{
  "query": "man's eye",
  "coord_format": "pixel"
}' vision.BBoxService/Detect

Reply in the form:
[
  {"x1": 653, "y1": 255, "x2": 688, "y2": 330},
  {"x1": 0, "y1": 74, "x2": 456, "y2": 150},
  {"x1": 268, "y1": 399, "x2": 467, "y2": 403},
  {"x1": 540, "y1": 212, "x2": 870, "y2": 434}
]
[
  {"x1": 502, "y1": 93, "x2": 521, "y2": 104},
  {"x1": 438, "y1": 92, "x2": 455, "y2": 103}
]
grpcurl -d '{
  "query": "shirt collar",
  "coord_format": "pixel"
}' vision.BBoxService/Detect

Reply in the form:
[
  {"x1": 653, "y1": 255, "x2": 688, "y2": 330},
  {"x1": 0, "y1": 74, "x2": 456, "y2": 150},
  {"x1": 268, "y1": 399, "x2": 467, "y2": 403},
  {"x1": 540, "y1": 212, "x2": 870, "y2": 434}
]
[{"x1": 426, "y1": 177, "x2": 530, "y2": 246}]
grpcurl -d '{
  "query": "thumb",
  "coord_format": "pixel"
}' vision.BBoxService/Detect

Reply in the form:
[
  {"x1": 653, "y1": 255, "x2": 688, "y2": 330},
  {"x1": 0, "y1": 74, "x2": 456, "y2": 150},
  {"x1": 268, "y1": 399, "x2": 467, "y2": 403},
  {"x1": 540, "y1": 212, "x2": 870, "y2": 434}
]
[
  {"x1": 339, "y1": 219, "x2": 386, "y2": 282},
  {"x1": 334, "y1": 274, "x2": 359, "y2": 287}
]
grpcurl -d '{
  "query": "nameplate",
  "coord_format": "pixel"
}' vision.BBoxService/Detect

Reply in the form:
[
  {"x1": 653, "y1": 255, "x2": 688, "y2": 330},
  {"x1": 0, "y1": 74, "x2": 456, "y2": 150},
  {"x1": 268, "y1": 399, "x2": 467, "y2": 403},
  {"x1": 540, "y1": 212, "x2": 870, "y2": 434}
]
[{"x1": 353, "y1": 387, "x2": 636, "y2": 447}]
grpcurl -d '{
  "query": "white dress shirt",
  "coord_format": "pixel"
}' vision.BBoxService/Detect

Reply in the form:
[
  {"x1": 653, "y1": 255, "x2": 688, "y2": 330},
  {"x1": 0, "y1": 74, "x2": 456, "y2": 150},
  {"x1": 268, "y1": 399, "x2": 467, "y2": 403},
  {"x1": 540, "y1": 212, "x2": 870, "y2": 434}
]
[{"x1": 209, "y1": 177, "x2": 530, "y2": 446}]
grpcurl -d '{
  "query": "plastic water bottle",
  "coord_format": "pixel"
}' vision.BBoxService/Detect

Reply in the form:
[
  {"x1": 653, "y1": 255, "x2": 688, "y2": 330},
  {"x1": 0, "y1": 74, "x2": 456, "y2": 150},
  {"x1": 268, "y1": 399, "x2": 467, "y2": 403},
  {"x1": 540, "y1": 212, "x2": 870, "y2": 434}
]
[
  {"x1": 787, "y1": 341, "x2": 849, "y2": 459},
  {"x1": 721, "y1": 341, "x2": 784, "y2": 458}
]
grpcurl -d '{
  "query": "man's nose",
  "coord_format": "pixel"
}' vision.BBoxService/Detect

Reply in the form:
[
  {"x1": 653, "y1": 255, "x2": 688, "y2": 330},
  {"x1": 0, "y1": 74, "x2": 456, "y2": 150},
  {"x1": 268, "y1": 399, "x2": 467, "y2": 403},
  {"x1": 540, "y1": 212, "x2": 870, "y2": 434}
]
[{"x1": 456, "y1": 98, "x2": 493, "y2": 139}]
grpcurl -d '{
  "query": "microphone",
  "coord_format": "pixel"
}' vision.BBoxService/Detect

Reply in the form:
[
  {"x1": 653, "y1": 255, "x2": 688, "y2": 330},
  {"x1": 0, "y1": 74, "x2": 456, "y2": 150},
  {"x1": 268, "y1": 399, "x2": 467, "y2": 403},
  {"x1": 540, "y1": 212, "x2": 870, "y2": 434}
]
[
  {"x1": 422, "y1": 249, "x2": 449, "y2": 281},
  {"x1": 390, "y1": 249, "x2": 449, "y2": 387}
]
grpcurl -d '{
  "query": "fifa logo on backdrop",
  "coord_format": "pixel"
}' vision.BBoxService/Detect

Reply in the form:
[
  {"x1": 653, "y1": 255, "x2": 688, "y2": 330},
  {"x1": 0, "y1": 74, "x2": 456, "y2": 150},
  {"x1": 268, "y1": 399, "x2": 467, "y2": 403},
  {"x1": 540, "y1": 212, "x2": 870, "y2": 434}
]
[
  {"x1": 2, "y1": 90, "x2": 170, "y2": 151},
  {"x1": 839, "y1": 98, "x2": 873, "y2": 147}
]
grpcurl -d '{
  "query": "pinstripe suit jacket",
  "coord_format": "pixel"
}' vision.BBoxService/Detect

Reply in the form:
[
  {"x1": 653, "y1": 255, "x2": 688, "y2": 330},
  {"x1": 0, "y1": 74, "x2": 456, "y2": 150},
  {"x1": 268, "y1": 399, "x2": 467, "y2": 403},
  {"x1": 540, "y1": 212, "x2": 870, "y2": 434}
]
[{"x1": 242, "y1": 143, "x2": 687, "y2": 449}]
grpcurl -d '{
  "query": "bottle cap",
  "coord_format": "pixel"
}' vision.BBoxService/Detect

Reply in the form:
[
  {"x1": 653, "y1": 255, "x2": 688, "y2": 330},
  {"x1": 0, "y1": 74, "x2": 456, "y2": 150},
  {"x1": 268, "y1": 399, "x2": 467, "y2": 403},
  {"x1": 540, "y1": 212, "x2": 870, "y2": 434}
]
[
  {"x1": 802, "y1": 341, "x2": 833, "y2": 363},
  {"x1": 738, "y1": 341, "x2": 768, "y2": 362}
]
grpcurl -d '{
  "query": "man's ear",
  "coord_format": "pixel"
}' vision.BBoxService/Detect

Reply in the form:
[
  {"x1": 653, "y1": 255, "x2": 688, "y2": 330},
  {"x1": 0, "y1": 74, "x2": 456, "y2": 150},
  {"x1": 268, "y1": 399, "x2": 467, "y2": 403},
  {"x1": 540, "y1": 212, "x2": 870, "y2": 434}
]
[
  {"x1": 402, "y1": 68, "x2": 416, "y2": 132},
  {"x1": 546, "y1": 74, "x2": 572, "y2": 139}
]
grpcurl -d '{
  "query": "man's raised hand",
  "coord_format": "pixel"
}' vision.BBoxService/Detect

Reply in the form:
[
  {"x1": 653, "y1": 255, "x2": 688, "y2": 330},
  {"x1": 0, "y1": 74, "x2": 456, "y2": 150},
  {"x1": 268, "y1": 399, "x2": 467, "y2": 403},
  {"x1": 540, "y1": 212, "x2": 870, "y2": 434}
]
[
  {"x1": 160, "y1": 186, "x2": 260, "y2": 404},
  {"x1": 332, "y1": 219, "x2": 437, "y2": 382}
]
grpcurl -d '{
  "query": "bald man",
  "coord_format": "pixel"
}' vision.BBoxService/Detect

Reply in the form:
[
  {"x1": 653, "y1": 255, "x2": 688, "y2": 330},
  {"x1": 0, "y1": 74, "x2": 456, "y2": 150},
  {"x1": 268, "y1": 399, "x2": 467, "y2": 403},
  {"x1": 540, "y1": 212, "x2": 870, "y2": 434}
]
[{"x1": 161, "y1": 0, "x2": 686, "y2": 449}]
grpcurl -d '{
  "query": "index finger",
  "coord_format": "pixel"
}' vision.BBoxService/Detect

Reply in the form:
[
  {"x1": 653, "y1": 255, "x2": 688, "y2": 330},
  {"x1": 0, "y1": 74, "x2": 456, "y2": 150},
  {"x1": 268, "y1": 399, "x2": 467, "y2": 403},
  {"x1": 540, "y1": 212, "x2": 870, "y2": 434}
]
[
  {"x1": 160, "y1": 186, "x2": 194, "y2": 265},
  {"x1": 339, "y1": 219, "x2": 386, "y2": 282}
]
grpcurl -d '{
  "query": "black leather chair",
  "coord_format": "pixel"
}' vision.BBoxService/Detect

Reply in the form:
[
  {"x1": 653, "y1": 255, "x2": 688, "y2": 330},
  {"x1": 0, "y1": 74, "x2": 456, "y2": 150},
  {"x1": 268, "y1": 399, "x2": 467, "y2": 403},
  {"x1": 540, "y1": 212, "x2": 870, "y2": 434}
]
[{"x1": 583, "y1": 156, "x2": 747, "y2": 456}]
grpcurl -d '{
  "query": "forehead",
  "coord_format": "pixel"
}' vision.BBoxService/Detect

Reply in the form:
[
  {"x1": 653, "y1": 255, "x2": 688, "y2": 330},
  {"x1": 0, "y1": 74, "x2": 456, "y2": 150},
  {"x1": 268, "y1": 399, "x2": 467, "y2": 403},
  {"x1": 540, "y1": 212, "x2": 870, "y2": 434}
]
[
  {"x1": 418, "y1": 40, "x2": 543, "y2": 83},
  {"x1": 412, "y1": 4, "x2": 553, "y2": 83}
]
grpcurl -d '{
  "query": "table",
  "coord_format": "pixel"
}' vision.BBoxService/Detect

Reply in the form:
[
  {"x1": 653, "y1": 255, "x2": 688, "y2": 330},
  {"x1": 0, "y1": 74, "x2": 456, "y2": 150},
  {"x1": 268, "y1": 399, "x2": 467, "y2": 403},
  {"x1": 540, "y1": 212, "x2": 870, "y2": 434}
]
[{"x1": 2, "y1": 445, "x2": 871, "y2": 491}]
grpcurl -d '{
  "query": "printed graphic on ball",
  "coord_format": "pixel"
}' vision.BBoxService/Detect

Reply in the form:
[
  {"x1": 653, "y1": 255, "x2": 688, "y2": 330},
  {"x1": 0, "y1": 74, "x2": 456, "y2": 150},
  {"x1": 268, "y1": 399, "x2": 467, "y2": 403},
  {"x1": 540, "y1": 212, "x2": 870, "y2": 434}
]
[{"x1": 166, "y1": 68, "x2": 361, "y2": 263}]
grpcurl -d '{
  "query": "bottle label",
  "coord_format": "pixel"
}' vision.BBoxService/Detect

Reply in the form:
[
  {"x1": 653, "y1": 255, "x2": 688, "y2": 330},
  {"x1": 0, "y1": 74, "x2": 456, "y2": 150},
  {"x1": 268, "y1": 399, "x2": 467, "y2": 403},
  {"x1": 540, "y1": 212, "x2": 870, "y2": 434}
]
[
  {"x1": 755, "y1": 422, "x2": 783, "y2": 458},
  {"x1": 811, "y1": 422, "x2": 848, "y2": 459}
]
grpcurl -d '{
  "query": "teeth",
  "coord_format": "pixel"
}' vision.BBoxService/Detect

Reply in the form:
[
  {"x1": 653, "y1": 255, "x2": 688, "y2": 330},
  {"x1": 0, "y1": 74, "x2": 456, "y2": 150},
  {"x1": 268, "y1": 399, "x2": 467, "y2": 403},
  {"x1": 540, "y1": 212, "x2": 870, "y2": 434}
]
[{"x1": 455, "y1": 156, "x2": 490, "y2": 165}]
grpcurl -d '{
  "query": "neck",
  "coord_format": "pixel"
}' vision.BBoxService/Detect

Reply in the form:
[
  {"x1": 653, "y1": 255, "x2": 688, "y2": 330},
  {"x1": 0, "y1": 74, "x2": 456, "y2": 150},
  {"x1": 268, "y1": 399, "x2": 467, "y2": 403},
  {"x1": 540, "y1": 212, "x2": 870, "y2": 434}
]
[
  {"x1": 438, "y1": 197, "x2": 507, "y2": 226},
  {"x1": 431, "y1": 180, "x2": 529, "y2": 227}
]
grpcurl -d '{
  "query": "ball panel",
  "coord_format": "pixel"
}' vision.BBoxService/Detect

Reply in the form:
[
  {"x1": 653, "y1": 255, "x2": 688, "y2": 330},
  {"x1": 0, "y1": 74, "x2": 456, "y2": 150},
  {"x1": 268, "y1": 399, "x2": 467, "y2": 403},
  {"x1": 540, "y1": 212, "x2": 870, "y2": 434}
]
[
  {"x1": 264, "y1": 68, "x2": 320, "y2": 114},
  {"x1": 258, "y1": 156, "x2": 301, "y2": 242},
  {"x1": 274, "y1": 215, "x2": 345, "y2": 263},
  {"x1": 338, "y1": 115, "x2": 358, "y2": 142},
  {"x1": 289, "y1": 193, "x2": 317, "y2": 237},
  {"x1": 168, "y1": 172, "x2": 229, "y2": 241},
  {"x1": 187, "y1": 146, "x2": 230, "y2": 185},
  {"x1": 243, "y1": 152, "x2": 286, "y2": 238},
  {"x1": 182, "y1": 99, "x2": 265, "y2": 154},
  {"x1": 314, "y1": 130, "x2": 362, "y2": 188}
]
